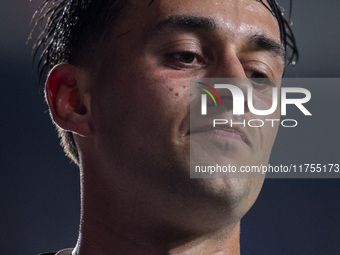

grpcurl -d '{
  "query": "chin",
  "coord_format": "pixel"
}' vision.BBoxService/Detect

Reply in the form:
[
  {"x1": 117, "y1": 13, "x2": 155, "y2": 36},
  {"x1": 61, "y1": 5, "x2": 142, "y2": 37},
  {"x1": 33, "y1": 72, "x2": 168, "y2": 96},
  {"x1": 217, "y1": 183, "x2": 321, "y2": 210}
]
[{"x1": 182, "y1": 176, "x2": 264, "y2": 223}]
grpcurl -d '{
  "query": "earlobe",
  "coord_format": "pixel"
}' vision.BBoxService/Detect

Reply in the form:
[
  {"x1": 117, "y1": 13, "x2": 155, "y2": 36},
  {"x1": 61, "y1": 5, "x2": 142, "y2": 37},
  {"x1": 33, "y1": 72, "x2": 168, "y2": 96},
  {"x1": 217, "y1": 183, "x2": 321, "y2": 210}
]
[{"x1": 45, "y1": 63, "x2": 92, "y2": 137}]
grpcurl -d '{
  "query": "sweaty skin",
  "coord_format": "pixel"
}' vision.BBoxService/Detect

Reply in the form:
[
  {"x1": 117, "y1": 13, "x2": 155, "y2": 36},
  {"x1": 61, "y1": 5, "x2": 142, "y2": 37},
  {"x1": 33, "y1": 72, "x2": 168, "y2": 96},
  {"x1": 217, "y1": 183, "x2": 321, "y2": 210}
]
[{"x1": 47, "y1": 0, "x2": 284, "y2": 254}]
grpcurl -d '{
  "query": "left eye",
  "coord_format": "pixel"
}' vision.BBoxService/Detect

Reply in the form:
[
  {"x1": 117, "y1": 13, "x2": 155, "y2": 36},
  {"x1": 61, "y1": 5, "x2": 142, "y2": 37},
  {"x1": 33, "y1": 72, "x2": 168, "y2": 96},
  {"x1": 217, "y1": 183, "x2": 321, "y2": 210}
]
[{"x1": 247, "y1": 71, "x2": 274, "y2": 87}]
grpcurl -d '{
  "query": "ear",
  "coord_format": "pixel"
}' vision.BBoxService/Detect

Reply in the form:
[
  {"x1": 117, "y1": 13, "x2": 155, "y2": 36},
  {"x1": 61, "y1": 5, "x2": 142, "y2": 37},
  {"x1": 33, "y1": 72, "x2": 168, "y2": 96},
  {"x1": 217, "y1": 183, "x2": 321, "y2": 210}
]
[{"x1": 45, "y1": 63, "x2": 92, "y2": 137}]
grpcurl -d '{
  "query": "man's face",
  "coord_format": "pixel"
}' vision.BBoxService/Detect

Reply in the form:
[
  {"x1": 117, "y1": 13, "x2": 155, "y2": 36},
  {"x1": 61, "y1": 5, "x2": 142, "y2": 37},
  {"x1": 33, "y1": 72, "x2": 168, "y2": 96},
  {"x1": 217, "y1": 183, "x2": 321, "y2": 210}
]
[{"x1": 86, "y1": 0, "x2": 284, "y2": 224}]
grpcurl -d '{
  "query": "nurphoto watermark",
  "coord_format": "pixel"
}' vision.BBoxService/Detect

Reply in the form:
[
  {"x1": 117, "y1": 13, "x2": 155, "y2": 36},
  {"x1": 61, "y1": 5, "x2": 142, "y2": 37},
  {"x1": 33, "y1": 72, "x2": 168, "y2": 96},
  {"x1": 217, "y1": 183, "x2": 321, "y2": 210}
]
[{"x1": 190, "y1": 78, "x2": 339, "y2": 179}]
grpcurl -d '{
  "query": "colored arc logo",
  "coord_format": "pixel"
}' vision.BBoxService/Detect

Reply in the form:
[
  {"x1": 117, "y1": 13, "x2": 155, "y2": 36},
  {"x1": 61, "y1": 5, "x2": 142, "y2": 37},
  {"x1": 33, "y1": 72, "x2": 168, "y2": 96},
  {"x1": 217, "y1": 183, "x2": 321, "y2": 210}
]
[{"x1": 196, "y1": 82, "x2": 223, "y2": 106}]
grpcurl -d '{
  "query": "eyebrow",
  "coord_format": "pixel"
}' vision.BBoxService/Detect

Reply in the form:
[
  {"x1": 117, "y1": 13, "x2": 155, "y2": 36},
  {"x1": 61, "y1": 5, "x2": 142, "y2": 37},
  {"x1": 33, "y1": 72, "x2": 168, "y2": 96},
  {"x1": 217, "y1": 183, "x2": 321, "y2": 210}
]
[
  {"x1": 247, "y1": 33, "x2": 286, "y2": 61},
  {"x1": 150, "y1": 15, "x2": 285, "y2": 61},
  {"x1": 152, "y1": 15, "x2": 216, "y2": 33}
]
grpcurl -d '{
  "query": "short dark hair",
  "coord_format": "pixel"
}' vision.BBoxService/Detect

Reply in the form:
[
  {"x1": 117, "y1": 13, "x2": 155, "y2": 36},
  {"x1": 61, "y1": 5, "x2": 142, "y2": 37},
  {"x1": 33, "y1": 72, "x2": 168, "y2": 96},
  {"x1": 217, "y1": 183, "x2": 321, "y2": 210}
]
[
  {"x1": 31, "y1": 0, "x2": 298, "y2": 165},
  {"x1": 31, "y1": 0, "x2": 129, "y2": 165}
]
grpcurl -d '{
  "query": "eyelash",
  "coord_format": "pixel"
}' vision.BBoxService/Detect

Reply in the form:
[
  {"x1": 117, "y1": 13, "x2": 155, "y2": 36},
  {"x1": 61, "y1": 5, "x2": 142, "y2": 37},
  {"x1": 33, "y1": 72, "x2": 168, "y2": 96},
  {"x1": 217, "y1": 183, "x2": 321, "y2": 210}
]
[
  {"x1": 163, "y1": 51, "x2": 275, "y2": 87},
  {"x1": 164, "y1": 51, "x2": 206, "y2": 69},
  {"x1": 246, "y1": 70, "x2": 275, "y2": 88}
]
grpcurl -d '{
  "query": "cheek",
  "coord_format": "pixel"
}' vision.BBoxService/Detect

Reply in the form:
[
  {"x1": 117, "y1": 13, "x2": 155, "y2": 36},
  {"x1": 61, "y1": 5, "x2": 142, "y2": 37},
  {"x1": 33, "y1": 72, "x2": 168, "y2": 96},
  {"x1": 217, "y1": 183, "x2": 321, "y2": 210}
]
[
  {"x1": 93, "y1": 49, "x2": 192, "y2": 132},
  {"x1": 129, "y1": 66, "x2": 192, "y2": 117},
  {"x1": 96, "y1": 73, "x2": 190, "y2": 138},
  {"x1": 250, "y1": 90, "x2": 280, "y2": 154},
  {"x1": 250, "y1": 88, "x2": 280, "y2": 117}
]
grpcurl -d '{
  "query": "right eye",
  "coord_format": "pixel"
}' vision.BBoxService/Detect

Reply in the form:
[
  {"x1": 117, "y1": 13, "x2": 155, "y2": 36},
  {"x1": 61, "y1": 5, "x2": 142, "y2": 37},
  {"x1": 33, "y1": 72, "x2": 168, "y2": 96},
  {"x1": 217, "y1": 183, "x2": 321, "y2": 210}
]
[{"x1": 164, "y1": 51, "x2": 206, "y2": 70}]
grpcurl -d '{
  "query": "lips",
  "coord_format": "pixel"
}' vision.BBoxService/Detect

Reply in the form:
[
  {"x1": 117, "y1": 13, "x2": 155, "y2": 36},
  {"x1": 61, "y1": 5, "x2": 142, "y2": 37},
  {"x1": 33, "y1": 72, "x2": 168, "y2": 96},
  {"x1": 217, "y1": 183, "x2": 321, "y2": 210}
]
[
  {"x1": 191, "y1": 124, "x2": 247, "y2": 143},
  {"x1": 208, "y1": 127, "x2": 245, "y2": 141}
]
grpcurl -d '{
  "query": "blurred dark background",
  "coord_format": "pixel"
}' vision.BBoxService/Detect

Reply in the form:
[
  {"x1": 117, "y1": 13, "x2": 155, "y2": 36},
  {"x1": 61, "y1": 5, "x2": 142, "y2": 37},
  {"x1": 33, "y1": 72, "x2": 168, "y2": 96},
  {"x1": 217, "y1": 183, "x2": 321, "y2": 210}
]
[{"x1": 1, "y1": 1, "x2": 339, "y2": 254}]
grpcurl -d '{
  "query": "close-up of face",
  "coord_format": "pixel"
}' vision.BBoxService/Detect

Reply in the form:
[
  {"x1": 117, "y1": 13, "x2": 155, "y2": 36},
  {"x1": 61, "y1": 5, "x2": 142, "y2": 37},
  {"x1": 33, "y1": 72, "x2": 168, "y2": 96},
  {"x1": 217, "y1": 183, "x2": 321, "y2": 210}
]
[
  {"x1": 72, "y1": 0, "x2": 285, "y2": 229},
  {"x1": 3, "y1": 0, "x2": 340, "y2": 254},
  {"x1": 4, "y1": 0, "x2": 340, "y2": 254}
]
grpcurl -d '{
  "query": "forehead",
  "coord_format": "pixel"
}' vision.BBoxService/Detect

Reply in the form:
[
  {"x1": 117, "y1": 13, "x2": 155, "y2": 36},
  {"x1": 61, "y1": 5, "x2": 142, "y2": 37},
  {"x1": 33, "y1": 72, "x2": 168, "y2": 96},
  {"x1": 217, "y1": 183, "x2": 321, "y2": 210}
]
[{"x1": 119, "y1": 0, "x2": 280, "y2": 43}]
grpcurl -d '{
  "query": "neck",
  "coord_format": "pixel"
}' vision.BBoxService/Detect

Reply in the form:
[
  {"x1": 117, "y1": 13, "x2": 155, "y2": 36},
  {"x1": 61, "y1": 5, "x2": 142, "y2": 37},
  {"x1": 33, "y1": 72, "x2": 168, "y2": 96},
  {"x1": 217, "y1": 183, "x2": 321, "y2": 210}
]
[
  {"x1": 74, "y1": 213, "x2": 241, "y2": 255},
  {"x1": 73, "y1": 159, "x2": 242, "y2": 255},
  {"x1": 73, "y1": 182, "x2": 241, "y2": 255}
]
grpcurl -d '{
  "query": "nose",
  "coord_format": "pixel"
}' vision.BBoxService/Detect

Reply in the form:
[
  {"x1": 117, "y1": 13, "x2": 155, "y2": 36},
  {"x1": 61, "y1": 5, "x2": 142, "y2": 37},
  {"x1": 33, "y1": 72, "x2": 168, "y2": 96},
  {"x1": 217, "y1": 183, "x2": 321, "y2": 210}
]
[
  {"x1": 211, "y1": 50, "x2": 246, "y2": 77},
  {"x1": 207, "y1": 52, "x2": 252, "y2": 113}
]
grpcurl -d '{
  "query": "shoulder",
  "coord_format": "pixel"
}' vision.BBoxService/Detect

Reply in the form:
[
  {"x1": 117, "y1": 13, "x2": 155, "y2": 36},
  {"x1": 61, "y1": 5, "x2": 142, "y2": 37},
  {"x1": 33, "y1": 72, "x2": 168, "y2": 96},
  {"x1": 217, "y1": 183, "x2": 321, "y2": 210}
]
[{"x1": 39, "y1": 248, "x2": 73, "y2": 255}]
